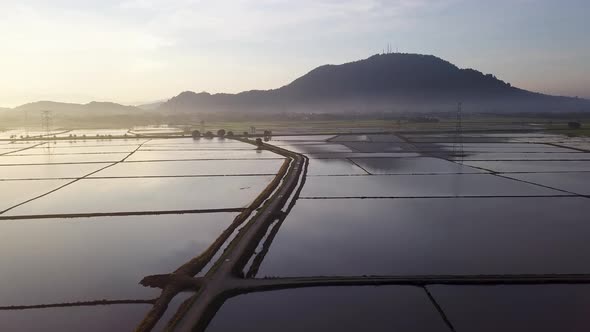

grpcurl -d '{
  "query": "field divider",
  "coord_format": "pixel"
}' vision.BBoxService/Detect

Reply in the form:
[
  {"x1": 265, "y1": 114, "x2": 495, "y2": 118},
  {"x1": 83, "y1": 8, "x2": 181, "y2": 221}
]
[
  {"x1": 0, "y1": 299, "x2": 157, "y2": 311},
  {"x1": 0, "y1": 208, "x2": 245, "y2": 221},
  {"x1": 0, "y1": 140, "x2": 152, "y2": 215},
  {"x1": 134, "y1": 138, "x2": 296, "y2": 332}
]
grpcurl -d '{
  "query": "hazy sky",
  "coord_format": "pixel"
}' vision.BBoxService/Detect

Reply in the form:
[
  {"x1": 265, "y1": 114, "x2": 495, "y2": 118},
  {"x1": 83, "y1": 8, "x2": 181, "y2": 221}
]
[{"x1": 1, "y1": 0, "x2": 588, "y2": 107}]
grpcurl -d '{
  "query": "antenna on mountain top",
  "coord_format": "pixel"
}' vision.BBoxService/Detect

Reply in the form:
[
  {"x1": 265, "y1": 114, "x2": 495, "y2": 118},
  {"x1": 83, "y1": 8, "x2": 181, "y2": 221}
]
[{"x1": 452, "y1": 102, "x2": 464, "y2": 160}]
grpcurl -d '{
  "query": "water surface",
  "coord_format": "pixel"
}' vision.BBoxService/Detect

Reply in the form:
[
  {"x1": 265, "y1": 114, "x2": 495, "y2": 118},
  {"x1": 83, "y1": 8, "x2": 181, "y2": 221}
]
[
  {"x1": 206, "y1": 286, "x2": 451, "y2": 332},
  {"x1": 6, "y1": 176, "x2": 274, "y2": 216},
  {"x1": 351, "y1": 157, "x2": 487, "y2": 174},
  {"x1": 90, "y1": 159, "x2": 284, "y2": 177},
  {"x1": 257, "y1": 198, "x2": 590, "y2": 276},
  {"x1": 126, "y1": 150, "x2": 279, "y2": 161},
  {"x1": 429, "y1": 284, "x2": 590, "y2": 332},
  {"x1": 0, "y1": 163, "x2": 109, "y2": 180},
  {"x1": 0, "y1": 153, "x2": 128, "y2": 165},
  {"x1": 462, "y1": 160, "x2": 590, "y2": 172},
  {"x1": 0, "y1": 179, "x2": 69, "y2": 212},
  {"x1": 301, "y1": 174, "x2": 563, "y2": 197},
  {"x1": 0, "y1": 303, "x2": 151, "y2": 332},
  {"x1": 503, "y1": 172, "x2": 590, "y2": 195},
  {"x1": 0, "y1": 213, "x2": 235, "y2": 305}
]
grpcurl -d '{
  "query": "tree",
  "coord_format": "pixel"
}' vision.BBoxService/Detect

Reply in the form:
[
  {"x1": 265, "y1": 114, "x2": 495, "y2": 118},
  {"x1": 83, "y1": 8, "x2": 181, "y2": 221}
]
[
  {"x1": 242, "y1": 131, "x2": 249, "y2": 137},
  {"x1": 192, "y1": 130, "x2": 201, "y2": 139},
  {"x1": 204, "y1": 131, "x2": 214, "y2": 138},
  {"x1": 226, "y1": 131, "x2": 234, "y2": 137},
  {"x1": 568, "y1": 121, "x2": 582, "y2": 129},
  {"x1": 217, "y1": 129, "x2": 226, "y2": 137},
  {"x1": 255, "y1": 138, "x2": 263, "y2": 147}
]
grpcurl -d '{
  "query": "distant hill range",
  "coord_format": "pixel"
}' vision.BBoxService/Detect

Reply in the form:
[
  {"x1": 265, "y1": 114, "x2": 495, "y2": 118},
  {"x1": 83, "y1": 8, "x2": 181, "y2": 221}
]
[
  {"x1": 12, "y1": 101, "x2": 142, "y2": 115},
  {"x1": 160, "y1": 53, "x2": 589, "y2": 114},
  {"x1": 2, "y1": 53, "x2": 589, "y2": 117}
]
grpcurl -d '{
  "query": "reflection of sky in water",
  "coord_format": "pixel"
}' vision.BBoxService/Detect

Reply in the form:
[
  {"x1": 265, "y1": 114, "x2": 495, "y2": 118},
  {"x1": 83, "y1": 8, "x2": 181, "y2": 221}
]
[
  {"x1": 0, "y1": 153, "x2": 128, "y2": 165},
  {"x1": 0, "y1": 163, "x2": 109, "y2": 180},
  {"x1": 0, "y1": 303, "x2": 151, "y2": 332},
  {"x1": 430, "y1": 285, "x2": 590, "y2": 332},
  {"x1": 0, "y1": 213, "x2": 235, "y2": 306},
  {"x1": 207, "y1": 286, "x2": 450, "y2": 332},
  {"x1": 5, "y1": 176, "x2": 275, "y2": 216},
  {"x1": 0, "y1": 179, "x2": 69, "y2": 211},
  {"x1": 90, "y1": 159, "x2": 284, "y2": 177},
  {"x1": 350, "y1": 157, "x2": 486, "y2": 175},
  {"x1": 301, "y1": 174, "x2": 562, "y2": 197},
  {"x1": 258, "y1": 198, "x2": 590, "y2": 277}
]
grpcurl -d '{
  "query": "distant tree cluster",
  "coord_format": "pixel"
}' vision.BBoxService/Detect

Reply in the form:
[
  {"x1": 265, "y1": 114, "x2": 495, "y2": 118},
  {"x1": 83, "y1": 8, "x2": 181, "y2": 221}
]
[
  {"x1": 568, "y1": 121, "x2": 582, "y2": 129},
  {"x1": 263, "y1": 129, "x2": 273, "y2": 142}
]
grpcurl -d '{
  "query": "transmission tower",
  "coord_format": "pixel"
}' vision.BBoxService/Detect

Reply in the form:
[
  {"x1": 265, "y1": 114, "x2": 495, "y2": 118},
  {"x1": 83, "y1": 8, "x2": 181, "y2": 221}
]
[
  {"x1": 41, "y1": 110, "x2": 53, "y2": 137},
  {"x1": 24, "y1": 110, "x2": 29, "y2": 137},
  {"x1": 452, "y1": 102, "x2": 464, "y2": 159}
]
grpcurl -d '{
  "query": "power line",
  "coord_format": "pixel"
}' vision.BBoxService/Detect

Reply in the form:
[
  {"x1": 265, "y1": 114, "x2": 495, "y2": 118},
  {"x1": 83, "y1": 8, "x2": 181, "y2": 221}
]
[{"x1": 452, "y1": 102, "x2": 464, "y2": 159}]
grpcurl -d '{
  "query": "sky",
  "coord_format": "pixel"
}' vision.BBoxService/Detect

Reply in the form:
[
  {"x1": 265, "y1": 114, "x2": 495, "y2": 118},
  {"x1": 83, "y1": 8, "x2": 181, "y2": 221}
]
[{"x1": 0, "y1": 0, "x2": 588, "y2": 107}]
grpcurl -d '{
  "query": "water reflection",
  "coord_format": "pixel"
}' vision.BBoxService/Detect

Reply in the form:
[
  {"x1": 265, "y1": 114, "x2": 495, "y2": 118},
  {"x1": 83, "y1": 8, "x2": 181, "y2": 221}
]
[
  {"x1": 350, "y1": 157, "x2": 486, "y2": 174},
  {"x1": 257, "y1": 198, "x2": 590, "y2": 277},
  {"x1": 0, "y1": 213, "x2": 235, "y2": 305},
  {"x1": 301, "y1": 174, "x2": 563, "y2": 197},
  {"x1": 5, "y1": 176, "x2": 275, "y2": 216},
  {"x1": 0, "y1": 303, "x2": 151, "y2": 332},
  {"x1": 429, "y1": 284, "x2": 590, "y2": 332},
  {"x1": 206, "y1": 286, "x2": 451, "y2": 332}
]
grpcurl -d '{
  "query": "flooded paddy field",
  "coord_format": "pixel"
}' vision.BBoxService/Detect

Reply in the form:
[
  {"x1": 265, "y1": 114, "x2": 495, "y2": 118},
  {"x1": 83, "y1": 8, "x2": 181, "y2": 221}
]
[
  {"x1": 0, "y1": 134, "x2": 284, "y2": 330},
  {"x1": 255, "y1": 197, "x2": 590, "y2": 276},
  {"x1": 2, "y1": 130, "x2": 590, "y2": 331},
  {"x1": 213, "y1": 131, "x2": 590, "y2": 332},
  {"x1": 0, "y1": 214, "x2": 236, "y2": 305},
  {"x1": 206, "y1": 286, "x2": 451, "y2": 332},
  {"x1": 428, "y1": 284, "x2": 590, "y2": 332}
]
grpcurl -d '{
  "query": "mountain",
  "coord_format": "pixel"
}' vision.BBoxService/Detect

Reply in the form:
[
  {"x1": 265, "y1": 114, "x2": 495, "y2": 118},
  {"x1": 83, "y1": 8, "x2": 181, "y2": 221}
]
[
  {"x1": 13, "y1": 101, "x2": 141, "y2": 115},
  {"x1": 0, "y1": 101, "x2": 160, "y2": 128},
  {"x1": 160, "y1": 53, "x2": 590, "y2": 114},
  {"x1": 137, "y1": 100, "x2": 165, "y2": 111}
]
